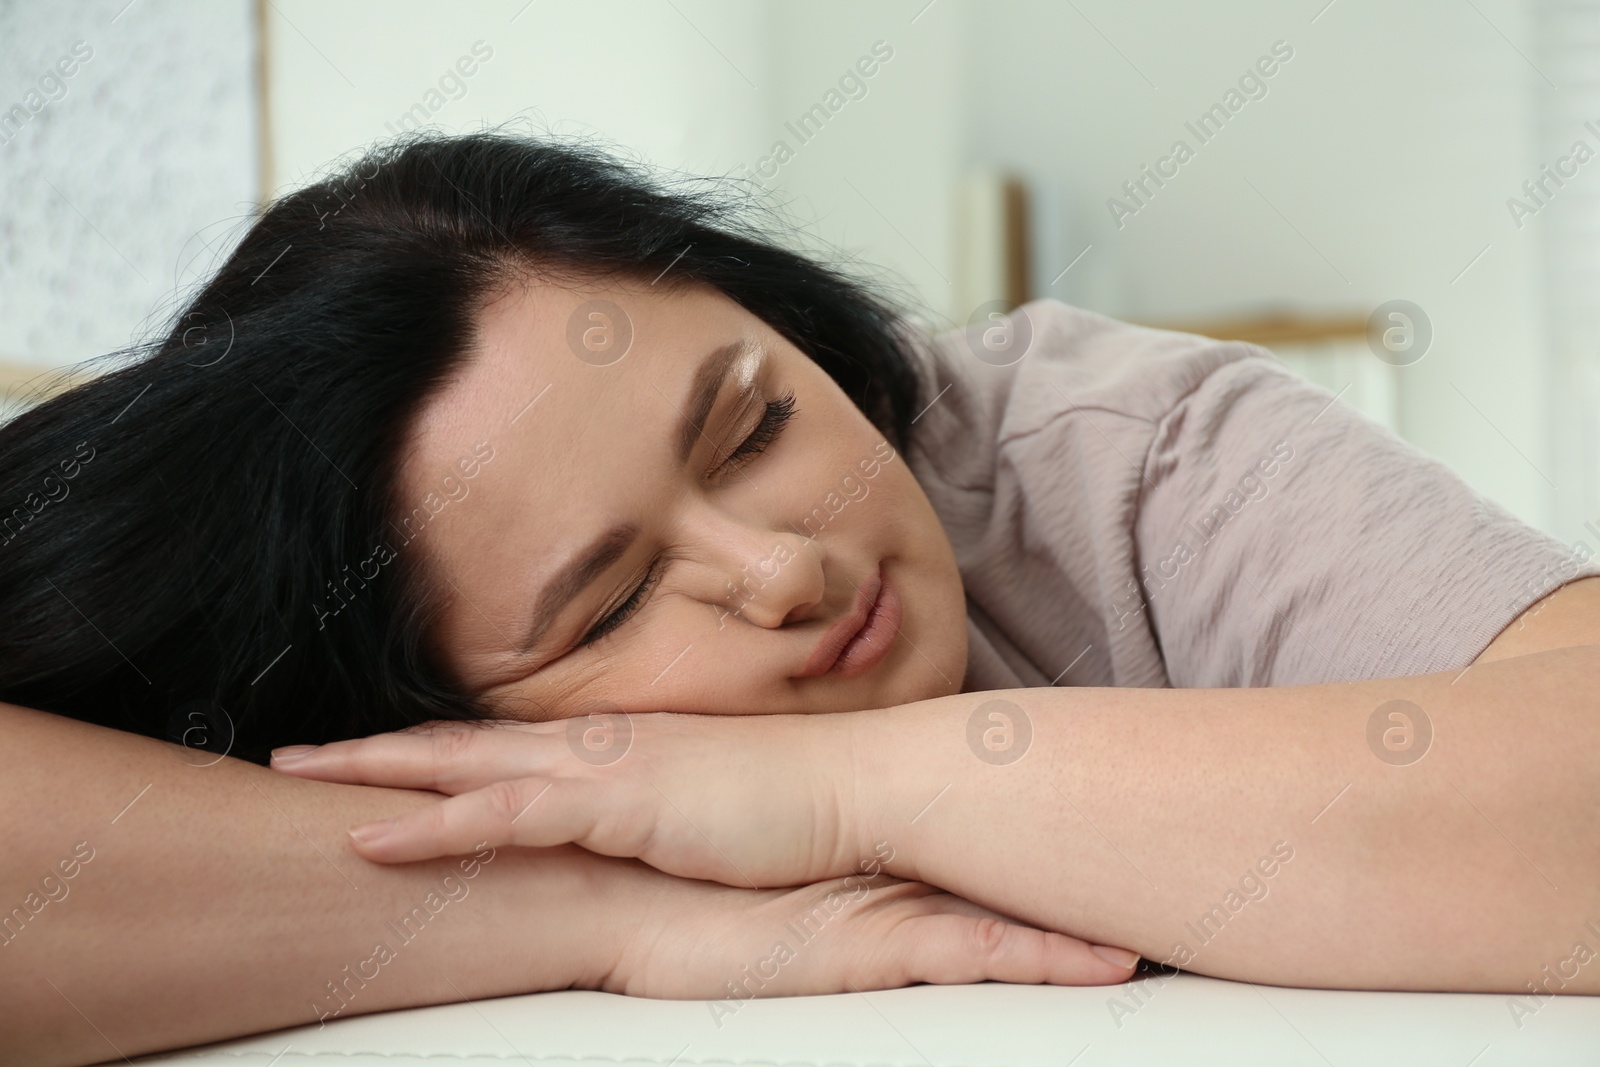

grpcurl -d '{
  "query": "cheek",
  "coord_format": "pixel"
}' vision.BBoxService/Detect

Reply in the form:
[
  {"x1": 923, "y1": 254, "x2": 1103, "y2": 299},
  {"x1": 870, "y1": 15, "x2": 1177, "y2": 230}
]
[
  {"x1": 493, "y1": 654, "x2": 607, "y2": 720},
  {"x1": 491, "y1": 593, "x2": 720, "y2": 718},
  {"x1": 786, "y1": 373, "x2": 895, "y2": 495},
  {"x1": 847, "y1": 447, "x2": 923, "y2": 540}
]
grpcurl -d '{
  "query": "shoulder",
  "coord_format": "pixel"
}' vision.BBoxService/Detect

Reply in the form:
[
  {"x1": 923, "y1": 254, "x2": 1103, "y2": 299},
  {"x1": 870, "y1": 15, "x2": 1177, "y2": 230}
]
[{"x1": 900, "y1": 299, "x2": 1277, "y2": 481}]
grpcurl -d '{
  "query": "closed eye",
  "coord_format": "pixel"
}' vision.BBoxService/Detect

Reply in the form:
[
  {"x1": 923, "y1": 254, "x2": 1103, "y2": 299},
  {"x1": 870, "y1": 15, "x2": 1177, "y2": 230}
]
[
  {"x1": 720, "y1": 389, "x2": 797, "y2": 472},
  {"x1": 577, "y1": 557, "x2": 665, "y2": 647},
  {"x1": 575, "y1": 388, "x2": 799, "y2": 649}
]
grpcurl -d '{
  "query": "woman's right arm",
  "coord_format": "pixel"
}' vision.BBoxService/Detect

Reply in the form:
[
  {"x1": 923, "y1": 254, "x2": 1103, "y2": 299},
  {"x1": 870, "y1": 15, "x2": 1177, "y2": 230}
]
[
  {"x1": 1, "y1": 700, "x2": 629, "y2": 1065},
  {"x1": 0, "y1": 701, "x2": 1128, "y2": 1067}
]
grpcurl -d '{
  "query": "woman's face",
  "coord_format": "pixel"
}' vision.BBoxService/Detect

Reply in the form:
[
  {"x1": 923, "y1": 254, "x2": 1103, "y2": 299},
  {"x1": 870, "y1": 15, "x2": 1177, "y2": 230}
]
[{"x1": 398, "y1": 273, "x2": 969, "y2": 721}]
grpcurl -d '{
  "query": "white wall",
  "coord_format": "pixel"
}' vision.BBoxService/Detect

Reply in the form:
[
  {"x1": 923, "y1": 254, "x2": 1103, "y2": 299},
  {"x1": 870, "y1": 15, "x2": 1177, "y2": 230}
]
[
  {"x1": 962, "y1": 0, "x2": 1558, "y2": 534},
  {"x1": 265, "y1": 0, "x2": 769, "y2": 193},
  {"x1": 1530, "y1": 0, "x2": 1600, "y2": 553},
  {"x1": 758, "y1": 1, "x2": 965, "y2": 328}
]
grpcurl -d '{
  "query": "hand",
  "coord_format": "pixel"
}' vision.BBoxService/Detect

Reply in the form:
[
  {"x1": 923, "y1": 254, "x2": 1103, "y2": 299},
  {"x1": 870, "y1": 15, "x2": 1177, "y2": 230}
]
[
  {"x1": 271, "y1": 712, "x2": 859, "y2": 888},
  {"x1": 536, "y1": 846, "x2": 1145, "y2": 1003},
  {"x1": 273, "y1": 714, "x2": 1151, "y2": 978}
]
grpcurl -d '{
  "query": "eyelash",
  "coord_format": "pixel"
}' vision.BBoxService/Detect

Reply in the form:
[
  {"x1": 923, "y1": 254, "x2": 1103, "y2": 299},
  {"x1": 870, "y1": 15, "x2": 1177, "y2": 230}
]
[
  {"x1": 721, "y1": 389, "x2": 797, "y2": 471},
  {"x1": 575, "y1": 389, "x2": 800, "y2": 648}
]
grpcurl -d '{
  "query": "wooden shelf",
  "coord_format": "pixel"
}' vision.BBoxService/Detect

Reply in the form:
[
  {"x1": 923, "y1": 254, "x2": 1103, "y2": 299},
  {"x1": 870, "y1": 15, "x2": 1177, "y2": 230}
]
[{"x1": 1138, "y1": 311, "x2": 1368, "y2": 347}]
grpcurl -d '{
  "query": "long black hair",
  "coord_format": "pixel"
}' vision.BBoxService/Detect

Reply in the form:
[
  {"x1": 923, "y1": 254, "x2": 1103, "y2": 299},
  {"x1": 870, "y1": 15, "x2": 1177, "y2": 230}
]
[{"x1": 0, "y1": 130, "x2": 928, "y2": 764}]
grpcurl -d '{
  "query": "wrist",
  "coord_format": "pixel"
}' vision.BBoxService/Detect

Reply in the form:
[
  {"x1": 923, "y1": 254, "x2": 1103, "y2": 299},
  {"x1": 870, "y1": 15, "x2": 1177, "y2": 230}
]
[
  {"x1": 497, "y1": 846, "x2": 649, "y2": 992},
  {"x1": 838, "y1": 694, "x2": 963, "y2": 884}
]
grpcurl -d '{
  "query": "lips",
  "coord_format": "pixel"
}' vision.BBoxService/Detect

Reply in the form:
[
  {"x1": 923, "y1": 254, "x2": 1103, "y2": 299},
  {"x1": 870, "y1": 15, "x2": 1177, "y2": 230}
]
[{"x1": 795, "y1": 563, "x2": 885, "y2": 679}]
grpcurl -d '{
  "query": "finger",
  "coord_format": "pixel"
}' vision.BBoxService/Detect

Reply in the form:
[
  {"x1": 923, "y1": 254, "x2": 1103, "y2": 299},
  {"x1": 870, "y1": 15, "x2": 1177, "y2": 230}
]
[
  {"x1": 345, "y1": 776, "x2": 649, "y2": 864},
  {"x1": 269, "y1": 724, "x2": 553, "y2": 793},
  {"x1": 826, "y1": 883, "x2": 1139, "y2": 988},
  {"x1": 886, "y1": 902, "x2": 1142, "y2": 987}
]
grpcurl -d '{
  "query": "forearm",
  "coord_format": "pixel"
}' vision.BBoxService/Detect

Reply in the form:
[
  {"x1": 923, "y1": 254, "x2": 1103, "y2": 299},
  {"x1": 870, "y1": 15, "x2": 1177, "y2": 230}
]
[
  {"x1": 0, "y1": 703, "x2": 631, "y2": 1067},
  {"x1": 851, "y1": 644, "x2": 1600, "y2": 993}
]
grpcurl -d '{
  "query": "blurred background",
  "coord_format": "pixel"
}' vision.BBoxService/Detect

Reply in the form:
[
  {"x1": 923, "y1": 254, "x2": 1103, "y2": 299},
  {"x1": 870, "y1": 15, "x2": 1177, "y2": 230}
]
[{"x1": 3, "y1": 0, "x2": 1598, "y2": 548}]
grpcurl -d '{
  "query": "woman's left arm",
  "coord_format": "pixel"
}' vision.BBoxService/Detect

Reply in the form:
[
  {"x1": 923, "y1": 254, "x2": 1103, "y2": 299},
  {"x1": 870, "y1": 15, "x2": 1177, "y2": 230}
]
[
  {"x1": 849, "y1": 643, "x2": 1600, "y2": 994},
  {"x1": 275, "y1": 579, "x2": 1600, "y2": 994}
]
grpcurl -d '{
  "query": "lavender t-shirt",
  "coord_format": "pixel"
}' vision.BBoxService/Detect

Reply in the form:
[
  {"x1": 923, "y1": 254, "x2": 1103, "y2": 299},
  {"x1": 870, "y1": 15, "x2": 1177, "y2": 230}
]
[{"x1": 900, "y1": 299, "x2": 1600, "y2": 692}]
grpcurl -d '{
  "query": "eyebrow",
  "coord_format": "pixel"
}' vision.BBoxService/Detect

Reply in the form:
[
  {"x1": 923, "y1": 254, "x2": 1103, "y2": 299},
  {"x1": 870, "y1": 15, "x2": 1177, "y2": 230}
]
[{"x1": 514, "y1": 337, "x2": 757, "y2": 657}]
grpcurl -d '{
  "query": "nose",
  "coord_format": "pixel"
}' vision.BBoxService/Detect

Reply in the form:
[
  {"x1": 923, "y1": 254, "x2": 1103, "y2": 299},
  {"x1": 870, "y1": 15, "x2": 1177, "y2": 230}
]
[{"x1": 695, "y1": 517, "x2": 823, "y2": 630}]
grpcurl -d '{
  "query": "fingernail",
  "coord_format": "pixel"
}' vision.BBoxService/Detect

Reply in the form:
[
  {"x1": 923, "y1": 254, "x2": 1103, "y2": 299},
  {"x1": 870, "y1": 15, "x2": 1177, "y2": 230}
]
[
  {"x1": 271, "y1": 745, "x2": 319, "y2": 762},
  {"x1": 1091, "y1": 944, "x2": 1140, "y2": 969},
  {"x1": 348, "y1": 820, "x2": 395, "y2": 846}
]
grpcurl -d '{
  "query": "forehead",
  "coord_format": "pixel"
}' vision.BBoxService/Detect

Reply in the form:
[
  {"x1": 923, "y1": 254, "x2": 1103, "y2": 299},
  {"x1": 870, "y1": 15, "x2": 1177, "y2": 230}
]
[
  {"x1": 406, "y1": 274, "x2": 730, "y2": 473},
  {"x1": 394, "y1": 273, "x2": 751, "y2": 594}
]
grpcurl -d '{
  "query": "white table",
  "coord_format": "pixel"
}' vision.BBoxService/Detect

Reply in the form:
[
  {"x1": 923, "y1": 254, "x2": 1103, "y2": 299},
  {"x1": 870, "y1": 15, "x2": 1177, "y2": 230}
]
[{"x1": 133, "y1": 972, "x2": 1600, "y2": 1065}]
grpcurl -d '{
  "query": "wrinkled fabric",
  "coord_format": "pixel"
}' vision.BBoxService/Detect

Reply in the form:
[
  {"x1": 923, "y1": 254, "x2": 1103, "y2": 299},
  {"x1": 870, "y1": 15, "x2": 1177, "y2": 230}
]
[{"x1": 899, "y1": 299, "x2": 1599, "y2": 692}]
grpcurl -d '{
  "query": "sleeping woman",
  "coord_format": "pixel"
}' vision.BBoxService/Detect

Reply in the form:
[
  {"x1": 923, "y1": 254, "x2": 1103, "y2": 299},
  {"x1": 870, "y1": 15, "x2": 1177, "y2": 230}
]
[{"x1": 4, "y1": 131, "x2": 1600, "y2": 1065}]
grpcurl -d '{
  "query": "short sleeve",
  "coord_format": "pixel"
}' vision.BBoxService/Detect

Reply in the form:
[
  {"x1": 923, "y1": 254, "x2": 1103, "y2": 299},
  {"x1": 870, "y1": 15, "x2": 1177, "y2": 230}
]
[{"x1": 1134, "y1": 353, "x2": 1600, "y2": 687}]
